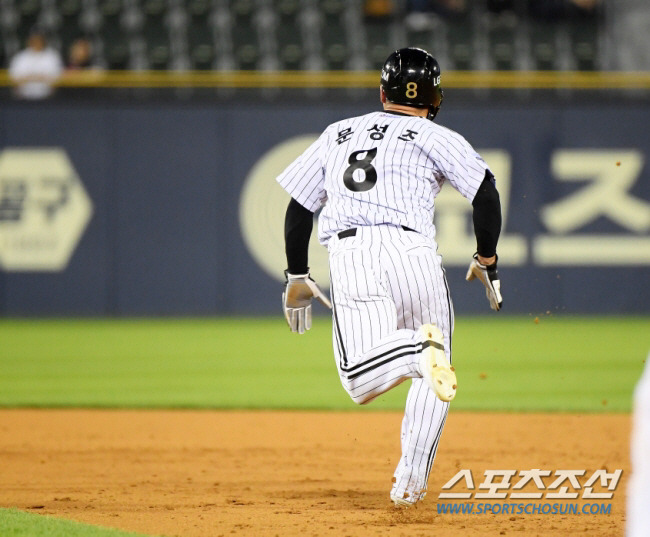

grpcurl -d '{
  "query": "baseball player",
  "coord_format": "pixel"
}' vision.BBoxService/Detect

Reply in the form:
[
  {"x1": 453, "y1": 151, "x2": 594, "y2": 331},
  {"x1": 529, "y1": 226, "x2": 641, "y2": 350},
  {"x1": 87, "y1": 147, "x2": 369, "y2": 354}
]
[{"x1": 277, "y1": 47, "x2": 503, "y2": 507}]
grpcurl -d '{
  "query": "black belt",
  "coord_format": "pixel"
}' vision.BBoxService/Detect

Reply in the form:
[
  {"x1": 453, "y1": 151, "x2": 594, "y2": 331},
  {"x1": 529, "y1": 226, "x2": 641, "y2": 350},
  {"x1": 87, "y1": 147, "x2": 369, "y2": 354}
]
[{"x1": 338, "y1": 226, "x2": 415, "y2": 239}]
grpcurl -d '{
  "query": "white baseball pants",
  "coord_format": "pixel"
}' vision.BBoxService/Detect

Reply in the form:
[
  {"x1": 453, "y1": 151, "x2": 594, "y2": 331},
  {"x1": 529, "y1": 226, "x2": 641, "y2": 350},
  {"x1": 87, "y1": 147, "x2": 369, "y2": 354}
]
[{"x1": 328, "y1": 224, "x2": 454, "y2": 500}]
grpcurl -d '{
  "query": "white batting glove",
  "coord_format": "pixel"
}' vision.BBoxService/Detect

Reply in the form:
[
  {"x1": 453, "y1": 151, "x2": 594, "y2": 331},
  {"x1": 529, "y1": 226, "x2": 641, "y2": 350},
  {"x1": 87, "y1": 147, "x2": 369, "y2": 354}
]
[
  {"x1": 282, "y1": 271, "x2": 332, "y2": 334},
  {"x1": 466, "y1": 253, "x2": 503, "y2": 311}
]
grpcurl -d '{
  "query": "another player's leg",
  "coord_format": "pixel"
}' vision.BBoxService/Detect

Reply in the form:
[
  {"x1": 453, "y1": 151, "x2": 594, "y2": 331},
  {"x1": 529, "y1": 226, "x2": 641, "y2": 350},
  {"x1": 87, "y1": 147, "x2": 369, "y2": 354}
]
[{"x1": 627, "y1": 355, "x2": 650, "y2": 537}]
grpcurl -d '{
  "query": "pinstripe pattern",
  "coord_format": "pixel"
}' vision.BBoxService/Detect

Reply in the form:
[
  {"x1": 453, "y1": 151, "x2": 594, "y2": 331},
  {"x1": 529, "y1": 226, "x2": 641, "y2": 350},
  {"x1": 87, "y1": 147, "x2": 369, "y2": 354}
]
[
  {"x1": 277, "y1": 110, "x2": 489, "y2": 245},
  {"x1": 328, "y1": 225, "x2": 453, "y2": 502},
  {"x1": 277, "y1": 109, "x2": 489, "y2": 505}
]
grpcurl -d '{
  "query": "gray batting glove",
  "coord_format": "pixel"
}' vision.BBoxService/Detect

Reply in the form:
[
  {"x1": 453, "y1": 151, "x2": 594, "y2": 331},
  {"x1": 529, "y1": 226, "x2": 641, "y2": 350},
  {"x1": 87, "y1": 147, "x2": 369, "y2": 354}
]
[
  {"x1": 282, "y1": 271, "x2": 332, "y2": 334},
  {"x1": 466, "y1": 253, "x2": 503, "y2": 311}
]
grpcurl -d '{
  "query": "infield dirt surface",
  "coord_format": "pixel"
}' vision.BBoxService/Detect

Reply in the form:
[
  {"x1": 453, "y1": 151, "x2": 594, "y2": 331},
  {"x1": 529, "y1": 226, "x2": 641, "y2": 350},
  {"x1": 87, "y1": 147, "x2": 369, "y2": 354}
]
[{"x1": 0, "y1": 409, "x2": 630, "y2": 537}]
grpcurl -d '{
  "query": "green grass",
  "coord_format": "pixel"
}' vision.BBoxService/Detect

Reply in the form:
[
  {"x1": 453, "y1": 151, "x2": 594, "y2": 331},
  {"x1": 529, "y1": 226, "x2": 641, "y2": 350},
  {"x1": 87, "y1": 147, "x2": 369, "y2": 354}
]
[
  {"x1": 0, "y1": 316, "x2": 646, "y2": 537},
  {"x1": 0, "y1": 508, "x2": 158, "y2": 537},
  {"x1": 0, "y1": 316, "x2": 647, "y2": 412}
]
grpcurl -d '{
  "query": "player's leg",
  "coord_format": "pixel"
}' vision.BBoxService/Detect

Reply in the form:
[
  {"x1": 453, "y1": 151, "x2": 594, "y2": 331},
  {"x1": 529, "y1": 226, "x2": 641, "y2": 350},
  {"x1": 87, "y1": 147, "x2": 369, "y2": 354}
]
[
  {"x1": 328, "y1": 229, "x2": 426, "y2": 404},
  {"x1": 627, "y1": 355, "x2": 650, "y2": 537},
  {"x1": 392, "y1": 382, "x2": 448, "y2": 505},
  {"x1": 383, "y1": 229, "x2": 454, "y2": 505}
]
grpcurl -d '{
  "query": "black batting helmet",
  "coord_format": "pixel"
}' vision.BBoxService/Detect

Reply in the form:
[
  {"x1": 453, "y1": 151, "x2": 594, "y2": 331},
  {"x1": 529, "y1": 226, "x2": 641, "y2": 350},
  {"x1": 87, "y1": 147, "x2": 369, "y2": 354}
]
[{"x1": 380, "y1": 47, "x2": 444, "y2": 120}]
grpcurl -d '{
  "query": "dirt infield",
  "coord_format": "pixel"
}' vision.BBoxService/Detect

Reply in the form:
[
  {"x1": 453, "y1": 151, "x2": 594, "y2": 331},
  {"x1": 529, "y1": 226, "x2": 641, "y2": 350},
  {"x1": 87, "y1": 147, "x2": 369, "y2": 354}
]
[{"x1": 0, "y1": 409, "x2": 630, "y2": 537}]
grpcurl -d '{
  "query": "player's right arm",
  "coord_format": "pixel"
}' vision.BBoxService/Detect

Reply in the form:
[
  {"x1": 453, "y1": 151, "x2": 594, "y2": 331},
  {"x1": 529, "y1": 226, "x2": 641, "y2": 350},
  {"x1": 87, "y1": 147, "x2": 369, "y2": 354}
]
[
  {"x1": 281, "y1": 198, "x2": 331, "y2": 333},
  {"x1": 284, "y1": 198, "x2": 313, "y2": 276},
  {"x1": 276, "y1": 134, "x2": 331, "y2": 333}
]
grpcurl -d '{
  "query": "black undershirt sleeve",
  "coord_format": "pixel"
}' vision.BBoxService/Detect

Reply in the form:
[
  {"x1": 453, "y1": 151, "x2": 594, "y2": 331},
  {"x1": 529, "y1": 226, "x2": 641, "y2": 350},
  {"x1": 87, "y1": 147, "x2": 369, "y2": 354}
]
[
  {"x1": 471, "y1": 171, "x2": 502, "y2": 258},
  {"x1": 284, "y1": 198, "x2": 314, "y2": 274}
]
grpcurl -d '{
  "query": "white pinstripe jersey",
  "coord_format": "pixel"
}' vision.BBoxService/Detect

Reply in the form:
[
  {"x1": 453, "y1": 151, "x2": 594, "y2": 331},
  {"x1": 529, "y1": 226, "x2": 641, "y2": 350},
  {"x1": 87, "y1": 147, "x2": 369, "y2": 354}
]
[{"x1": 277, "y1": 110, "x2": 490, "y2": 244}]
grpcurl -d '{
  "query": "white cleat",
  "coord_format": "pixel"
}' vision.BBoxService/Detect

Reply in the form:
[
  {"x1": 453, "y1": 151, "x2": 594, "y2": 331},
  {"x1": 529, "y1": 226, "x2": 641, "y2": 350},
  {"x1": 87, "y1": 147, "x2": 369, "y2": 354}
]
[
  {"x1": 418, "y1": 324, "x2": 457, "y2": 402},
  {"x1": 390, "y1": 487, "x2": 426, "y2": 508},
  {"x1": 391, "y1": 495, "x2": 415, "y2": 508}
]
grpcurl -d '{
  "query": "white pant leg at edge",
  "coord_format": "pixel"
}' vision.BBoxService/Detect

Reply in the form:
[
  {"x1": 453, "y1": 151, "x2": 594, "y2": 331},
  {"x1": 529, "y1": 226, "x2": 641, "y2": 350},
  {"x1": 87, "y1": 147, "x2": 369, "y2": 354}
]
[{"x1": 627, "y1": 353, "x2": 650, "y2": 537}]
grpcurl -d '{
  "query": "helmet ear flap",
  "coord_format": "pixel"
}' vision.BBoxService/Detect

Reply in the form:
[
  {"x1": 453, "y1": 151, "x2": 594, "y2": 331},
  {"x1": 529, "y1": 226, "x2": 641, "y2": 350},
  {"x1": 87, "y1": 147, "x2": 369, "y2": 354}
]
[{"x1": 427, "y1": 87, "x2": 444, "y2": 121}]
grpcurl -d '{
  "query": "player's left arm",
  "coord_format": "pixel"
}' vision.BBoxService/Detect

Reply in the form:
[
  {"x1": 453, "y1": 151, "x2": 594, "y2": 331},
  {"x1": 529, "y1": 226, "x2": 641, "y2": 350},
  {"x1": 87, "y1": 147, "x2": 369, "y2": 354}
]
[
  {"x1": 282, "y1": 198, "x2": 331, "y2": 334},
  {"x1": 466, "y1": 170, "x2": 504, "y2": 311}
]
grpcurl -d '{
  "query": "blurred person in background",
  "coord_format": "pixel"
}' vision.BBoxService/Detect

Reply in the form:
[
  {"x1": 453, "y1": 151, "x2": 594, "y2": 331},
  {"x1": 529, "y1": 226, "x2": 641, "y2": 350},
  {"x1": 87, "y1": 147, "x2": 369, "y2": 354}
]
[
  {"x1": 527, "y1": 0, "x2": 599, "y2": 20},
  {"x1": 406, "y1": 0, "x2": 467, "y2": 18},
  {"x1": 605, "y1": 0, "x2": 650, "y2": 70},
  {"x1": 8, "y1": 28, "x2": 63, "y2": 100},
  {"x1": 66, "y1": 37, "x2": 95, "y2": 70},
  {"x1": 364, "y1": 0, "x2": 396, "y2": 18}
]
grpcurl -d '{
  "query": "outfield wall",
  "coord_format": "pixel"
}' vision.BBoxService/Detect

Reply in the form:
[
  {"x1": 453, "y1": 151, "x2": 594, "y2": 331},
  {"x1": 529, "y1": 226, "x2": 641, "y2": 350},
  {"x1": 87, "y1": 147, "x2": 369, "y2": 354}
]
[{"x1": 0, "y1": 95, "x2": 648, "y2": 315}]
